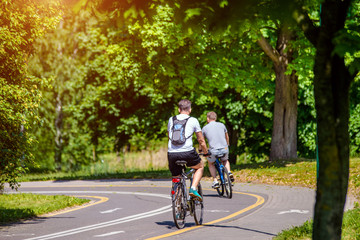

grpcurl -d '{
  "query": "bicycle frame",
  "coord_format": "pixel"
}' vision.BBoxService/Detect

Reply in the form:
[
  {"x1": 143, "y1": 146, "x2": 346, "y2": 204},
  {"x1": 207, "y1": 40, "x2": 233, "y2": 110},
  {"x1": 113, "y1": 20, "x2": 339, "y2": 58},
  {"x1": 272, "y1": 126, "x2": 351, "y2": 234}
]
[
  {"x1": 213, "y1": 156, "x2": 232, "y2": 198},
  {"x1": 171, "y1": 168, "x2": 194, "y2": 204},
  {"x1": 214, "y1": 158, "x2": 225, "y2": 183},
  {"x1": 171, "y1": 164, "x2": 203, "y2": 228}
]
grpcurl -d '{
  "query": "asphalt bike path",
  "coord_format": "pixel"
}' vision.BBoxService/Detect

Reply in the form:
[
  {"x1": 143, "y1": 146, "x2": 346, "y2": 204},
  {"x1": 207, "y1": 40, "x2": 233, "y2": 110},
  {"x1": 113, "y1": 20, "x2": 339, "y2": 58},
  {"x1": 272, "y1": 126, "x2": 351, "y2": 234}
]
[{"x1": 1, "y1": 179, "x2": 355, "y2": 240}]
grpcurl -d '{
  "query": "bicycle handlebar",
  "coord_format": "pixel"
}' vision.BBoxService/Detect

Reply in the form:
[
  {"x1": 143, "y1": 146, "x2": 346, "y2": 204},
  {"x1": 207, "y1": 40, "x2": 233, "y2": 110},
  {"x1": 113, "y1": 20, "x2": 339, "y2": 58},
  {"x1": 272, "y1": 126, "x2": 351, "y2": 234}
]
[{"x1": 199, "y1": 150, "x2": 211, "y2": 157}]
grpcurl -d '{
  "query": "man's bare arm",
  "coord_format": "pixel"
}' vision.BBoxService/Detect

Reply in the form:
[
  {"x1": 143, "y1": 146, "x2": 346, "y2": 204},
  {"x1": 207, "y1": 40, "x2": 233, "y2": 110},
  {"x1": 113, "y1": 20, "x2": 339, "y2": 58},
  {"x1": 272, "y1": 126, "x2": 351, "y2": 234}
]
[
  {"x1": 225, "y1": 132, "x2": 230, "y2": 146},
  {"x1": 196, "y1": 131, "x2": 208, "y2": 154}
]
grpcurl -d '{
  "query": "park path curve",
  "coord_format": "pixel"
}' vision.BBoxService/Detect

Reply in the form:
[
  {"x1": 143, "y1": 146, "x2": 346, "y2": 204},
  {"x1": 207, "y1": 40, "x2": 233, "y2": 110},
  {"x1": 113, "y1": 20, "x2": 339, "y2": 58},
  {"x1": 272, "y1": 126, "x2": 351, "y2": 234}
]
[{"x1": 1, "y1": 179, "x2": 355, "y2": 240}]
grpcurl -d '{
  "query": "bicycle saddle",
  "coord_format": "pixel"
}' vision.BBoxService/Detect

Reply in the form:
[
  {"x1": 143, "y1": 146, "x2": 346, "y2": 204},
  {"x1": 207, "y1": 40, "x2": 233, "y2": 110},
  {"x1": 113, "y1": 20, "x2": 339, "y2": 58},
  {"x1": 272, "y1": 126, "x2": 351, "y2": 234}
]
[
  {"x1": 215, "y1": 154, "x2": 225, "y2": 158},
  {"x1": 175, "y1": 160, "x2": 187, "y2": 166}
]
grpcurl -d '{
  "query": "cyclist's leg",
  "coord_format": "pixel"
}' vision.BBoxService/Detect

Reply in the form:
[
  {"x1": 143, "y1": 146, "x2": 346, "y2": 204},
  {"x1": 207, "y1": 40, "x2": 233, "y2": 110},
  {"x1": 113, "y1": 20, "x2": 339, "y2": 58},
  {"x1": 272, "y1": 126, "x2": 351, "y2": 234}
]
[
  {"x1": 220, "y1": 149, "x2": 234, "y2": 182},
  {"x1": 222, "y1": 159, "x2": 231, "y2": 173},
  {"x1": 208, "y1": 160, "x2": 217, "y2": 181},
  {"x1": 190, "y1": 161, "x2": 204, "y2": 189},
  {"x1": 207, "y1": 155, "x2": 219, "y2": 188},
  {"x1": 220, "y1": 149, "x2": 231, "y2": 172},
  {"x1": 189, "y1": 161, "x2": 204, "y2": 201},
  {"x1": 183, "y1": 148, "x2": 203, "y2": 189}
]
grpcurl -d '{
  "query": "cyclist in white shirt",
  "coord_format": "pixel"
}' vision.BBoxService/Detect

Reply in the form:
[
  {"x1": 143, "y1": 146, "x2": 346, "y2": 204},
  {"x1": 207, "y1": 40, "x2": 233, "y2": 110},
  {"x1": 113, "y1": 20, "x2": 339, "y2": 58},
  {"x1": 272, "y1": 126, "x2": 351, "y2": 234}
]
[{"x1": 168, "y1": 99, "x2": 209, "y2": 201}]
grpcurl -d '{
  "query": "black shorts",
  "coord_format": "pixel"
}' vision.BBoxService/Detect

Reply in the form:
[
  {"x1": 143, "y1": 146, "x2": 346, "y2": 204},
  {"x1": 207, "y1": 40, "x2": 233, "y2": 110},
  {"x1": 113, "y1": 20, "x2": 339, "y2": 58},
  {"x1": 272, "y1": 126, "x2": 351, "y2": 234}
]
[{"x1": 168, "y1": 148, "x2": 201, "y2": 176}]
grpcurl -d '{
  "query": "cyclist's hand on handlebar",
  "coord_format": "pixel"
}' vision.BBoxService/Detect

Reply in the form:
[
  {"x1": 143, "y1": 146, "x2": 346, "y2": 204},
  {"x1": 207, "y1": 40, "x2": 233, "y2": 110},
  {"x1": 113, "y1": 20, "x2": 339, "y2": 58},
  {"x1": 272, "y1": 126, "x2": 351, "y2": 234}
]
[
  {"x1": 199, "y1": 150, "x2": 211, "y2": 157},
  {"x1": 204, "y1": 149, "x2": 211, "y2": 156}
]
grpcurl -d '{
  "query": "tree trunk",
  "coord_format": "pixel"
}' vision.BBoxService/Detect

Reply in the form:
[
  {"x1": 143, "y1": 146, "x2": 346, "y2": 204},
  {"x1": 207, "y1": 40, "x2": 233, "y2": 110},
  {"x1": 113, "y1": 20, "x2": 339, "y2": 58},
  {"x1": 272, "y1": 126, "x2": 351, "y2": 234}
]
[
  {"x1": 257, "y1": 26, "x2": 298, "y2": 161},
  {"x1": 115, "y1": 135, "x2": 127, "y2": 172},
  {"x1": 270, "y1": 65, "x2": 298, "y2": 160},
  {"x1": 227, "y1": 125, "x2": 238, "y2": 164},
  {"x1": 312, "y1": 1, "x2": 352, "y2": 239},
  {"x1": 54, "y1": 92, "x2": 63, "y2": 171}
]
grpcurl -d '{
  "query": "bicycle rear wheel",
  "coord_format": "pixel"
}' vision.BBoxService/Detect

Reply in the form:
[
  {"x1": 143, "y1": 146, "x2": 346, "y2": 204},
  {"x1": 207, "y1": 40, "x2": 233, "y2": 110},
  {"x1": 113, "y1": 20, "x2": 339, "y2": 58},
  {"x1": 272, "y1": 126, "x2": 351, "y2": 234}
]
[
  {"x1": 222, "y1": 168, "x2": 233, "y2": 199},
  {"x1": 172, "y1": 183, "x2": 186, "y2": 228},
  {"x1": 193, "y1": 183, "x2": 204, "y2": 225}
]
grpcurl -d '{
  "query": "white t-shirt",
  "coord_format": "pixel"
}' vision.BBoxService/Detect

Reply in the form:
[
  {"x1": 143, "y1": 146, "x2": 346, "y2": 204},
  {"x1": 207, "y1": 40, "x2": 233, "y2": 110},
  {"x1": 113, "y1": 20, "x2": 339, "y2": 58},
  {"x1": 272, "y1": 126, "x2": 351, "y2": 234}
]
[{"x1": 167, "y1": 114, "x2": 202, "y2": 153}]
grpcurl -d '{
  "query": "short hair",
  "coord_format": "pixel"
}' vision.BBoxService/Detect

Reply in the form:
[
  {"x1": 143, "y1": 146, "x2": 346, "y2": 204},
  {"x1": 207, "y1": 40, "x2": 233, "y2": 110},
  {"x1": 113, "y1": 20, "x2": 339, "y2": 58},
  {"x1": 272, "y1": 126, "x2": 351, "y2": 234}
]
[
  {"x1": 207, "y1": 111, "x2": 217, "y2": 120},
  {"x1": 178, "y1": 99, "x2": 191, "y2": 111}
]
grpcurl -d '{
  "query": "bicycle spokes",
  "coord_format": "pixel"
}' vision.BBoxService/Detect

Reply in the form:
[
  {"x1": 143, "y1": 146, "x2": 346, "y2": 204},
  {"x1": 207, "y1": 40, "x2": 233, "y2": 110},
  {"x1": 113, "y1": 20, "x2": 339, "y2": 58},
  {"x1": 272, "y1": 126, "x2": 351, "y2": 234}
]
[{"x1": 172, "y1": 184, "x2": 186, "y2": 229}]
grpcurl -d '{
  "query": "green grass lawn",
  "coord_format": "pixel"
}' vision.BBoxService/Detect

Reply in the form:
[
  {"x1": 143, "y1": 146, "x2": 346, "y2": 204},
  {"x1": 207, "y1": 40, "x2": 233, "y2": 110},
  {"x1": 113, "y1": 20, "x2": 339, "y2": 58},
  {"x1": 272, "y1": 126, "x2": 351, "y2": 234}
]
[
  {"x1": 0, "y1": 193, "x2": 90, "y2": 224},
  {"x1": 274, "y1": 207, "x2": 360, "y2": 240}
]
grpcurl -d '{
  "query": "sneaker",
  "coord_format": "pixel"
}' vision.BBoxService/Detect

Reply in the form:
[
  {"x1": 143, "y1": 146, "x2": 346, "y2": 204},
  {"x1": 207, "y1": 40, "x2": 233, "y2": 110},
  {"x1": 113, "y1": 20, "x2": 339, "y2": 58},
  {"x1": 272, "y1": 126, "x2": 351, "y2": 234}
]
[
  {"x1": 229, "y1": 172, "x2": 235, "y2": 182},
  {"x1": 212, "y1": 181, "x2": 220, "y2": 189},
  {"x1": 189, "y1": 188, "x2": 203, "y2": 202}
]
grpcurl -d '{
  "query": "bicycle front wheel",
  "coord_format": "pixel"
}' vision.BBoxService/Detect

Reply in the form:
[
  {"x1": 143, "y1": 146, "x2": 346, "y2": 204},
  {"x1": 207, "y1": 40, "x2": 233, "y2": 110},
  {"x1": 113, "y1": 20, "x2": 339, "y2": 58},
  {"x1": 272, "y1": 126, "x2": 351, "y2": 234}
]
[
  {"x1": 193, "y1": 183, "x2": 204, "y2": 225},
  {"x1": 172, "y1": 183, "x2": 186, "y2": 228},
  {"x1": 216, "y1": 172, "x2": 225, "y2": 196},
  {"x1": 222, "y1": 168, "x2": 233, "y2": 199}
]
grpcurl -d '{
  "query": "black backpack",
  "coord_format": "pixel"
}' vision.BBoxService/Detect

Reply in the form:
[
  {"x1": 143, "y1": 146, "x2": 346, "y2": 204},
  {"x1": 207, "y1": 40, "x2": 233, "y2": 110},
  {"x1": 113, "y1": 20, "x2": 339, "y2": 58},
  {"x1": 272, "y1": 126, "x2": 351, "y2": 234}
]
[{"x1": 170, "y1": 116, "x2": 191, "y2": 146}]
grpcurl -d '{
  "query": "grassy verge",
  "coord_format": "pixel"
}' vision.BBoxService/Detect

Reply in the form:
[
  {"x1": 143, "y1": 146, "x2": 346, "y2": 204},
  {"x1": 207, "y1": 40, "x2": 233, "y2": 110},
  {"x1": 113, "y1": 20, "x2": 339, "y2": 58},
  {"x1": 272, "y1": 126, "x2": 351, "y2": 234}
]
[
  {"x1": 227, "y1": 158, "x2": 360, "y2": 239},
  {"x1": 228, "y1": 158, "x2": 360, "y2": 202},
  {"x1": 274, "y1": 207, "x2": 360, "y2": 240},
  {"x1": 0, "y1": 193, "x2": 90, "y2": 225}
]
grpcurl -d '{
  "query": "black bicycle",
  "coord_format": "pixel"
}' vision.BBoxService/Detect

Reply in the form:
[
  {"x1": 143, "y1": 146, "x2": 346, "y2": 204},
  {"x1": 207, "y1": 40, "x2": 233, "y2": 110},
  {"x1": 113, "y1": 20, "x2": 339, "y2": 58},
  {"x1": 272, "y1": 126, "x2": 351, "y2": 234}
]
[
  {"x1": 171, "y1": 160, "x2": 204, "y2": 229},
  {"x1": 213, "y1": 153, "x2": 232, "y2": 199}
]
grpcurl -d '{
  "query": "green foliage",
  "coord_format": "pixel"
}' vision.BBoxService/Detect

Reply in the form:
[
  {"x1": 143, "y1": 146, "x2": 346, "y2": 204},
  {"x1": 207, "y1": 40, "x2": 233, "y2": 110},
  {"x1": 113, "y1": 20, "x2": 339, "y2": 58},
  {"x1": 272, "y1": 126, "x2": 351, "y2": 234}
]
[
  {"x1": 28, "y1": 10, "x2": 84, "y2": 170},
  {"x1": 24, "y1": 0, "x2": 360, "y2": 172},
  {"x1": 350, "y1": 76, "x2": 360, "y2": 157},
  {"x1": 0, "y1": 0, "x2": 62, "y2": 190}
]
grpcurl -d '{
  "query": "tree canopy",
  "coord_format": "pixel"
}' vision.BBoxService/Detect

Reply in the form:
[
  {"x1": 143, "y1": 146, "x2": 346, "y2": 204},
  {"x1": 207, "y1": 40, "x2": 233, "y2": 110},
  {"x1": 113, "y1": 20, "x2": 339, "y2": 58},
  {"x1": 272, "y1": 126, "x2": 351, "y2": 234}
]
[{"x1": 0, "y1": 0, "x2": 62, "y2": 190}]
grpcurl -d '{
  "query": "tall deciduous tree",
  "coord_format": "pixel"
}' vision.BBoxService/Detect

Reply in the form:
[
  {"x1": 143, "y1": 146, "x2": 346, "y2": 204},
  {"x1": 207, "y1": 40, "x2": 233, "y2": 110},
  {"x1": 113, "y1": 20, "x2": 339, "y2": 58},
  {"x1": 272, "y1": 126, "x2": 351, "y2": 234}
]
[
  {"x1": 294, "y1": 0, "x2": 359, "y2": 239},
  {"x1": 257, "y1": 24, "x2": 298, "y2": 160},
  {"x1": 169, "y1": 0, "x2": 308, "y2": 161}
]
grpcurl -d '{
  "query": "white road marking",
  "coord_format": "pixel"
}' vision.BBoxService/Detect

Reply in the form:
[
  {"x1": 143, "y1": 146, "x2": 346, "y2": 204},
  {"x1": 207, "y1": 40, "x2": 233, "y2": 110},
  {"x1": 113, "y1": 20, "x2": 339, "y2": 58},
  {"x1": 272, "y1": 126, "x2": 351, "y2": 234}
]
[
  {"x1": 206, "y1": 210, "x2": 230, "y2": 213},
  {"x1": 100, "y1": 208, "x2": 122, "y2": 214},
  {"x1": 19, "y1": 191, "x2": 171, "y2": 240},
  {"x1": 18, "y1": 191, "x2": 171, "y2": 200},
  {"x1": 25, "y1": 205, "x2": 171, "y2": 240},
  {"x1": 277, "y1": 209, "x2": 309, "y2": 215},
  {"x1": 94, "y1": 231, "x2": 125, "y2": 237},
  {"x1": 1, "y1": 234, "x2": 35, "y2": 237}
]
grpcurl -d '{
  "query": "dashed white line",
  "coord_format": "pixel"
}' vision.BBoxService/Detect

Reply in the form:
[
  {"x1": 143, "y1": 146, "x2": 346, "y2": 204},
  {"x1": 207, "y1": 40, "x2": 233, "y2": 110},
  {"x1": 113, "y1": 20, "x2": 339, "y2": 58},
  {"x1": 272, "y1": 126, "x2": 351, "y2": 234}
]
[
  {"x1": 100, "y1": 208, "x2": 122, "y2": 214},
  {"x1": 206, "y1": 209, "x2": 230, "y2": 213},
  {"x1": 277, "y1": 209, "x2": 309, "y2": 215},
  {"x1": 94, "y1": 231, "x2": 125, "y2": 237}
]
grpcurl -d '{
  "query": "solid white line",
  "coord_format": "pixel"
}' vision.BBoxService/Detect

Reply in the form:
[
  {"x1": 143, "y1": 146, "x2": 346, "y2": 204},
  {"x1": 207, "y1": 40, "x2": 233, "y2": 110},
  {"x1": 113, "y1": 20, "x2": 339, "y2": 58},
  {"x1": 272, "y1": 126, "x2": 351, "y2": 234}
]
[
  {"x1": 23, "y1": 191, "x2": 171, "y2": 240},
  {"x1": 100, "y1": 208, "x2": 122, "y2": 214},
  {"x1": 20, "y1": 190, "x2": 171, "y2": 200},
  {"x1": 94, "y1": 231, "x2": 125, "y2": 237}
]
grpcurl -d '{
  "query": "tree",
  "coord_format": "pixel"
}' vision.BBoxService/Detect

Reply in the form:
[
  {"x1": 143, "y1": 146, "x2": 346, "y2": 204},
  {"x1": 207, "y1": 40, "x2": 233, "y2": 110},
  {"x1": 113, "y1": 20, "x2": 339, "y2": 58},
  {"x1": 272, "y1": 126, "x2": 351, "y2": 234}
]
[
  {"x1": 66, "y1": 0, "x2": 296, "y2": 163},
  {"x1": 0, "y1": 0, "x2": 62, "y2": 190},
  {"x1": 168, "y1": 0, "x2": 316, "y2": 161},
  {"x1": 29, "y1": 8, "x2": 100, "y2": 171},
  {"x1": 294, "y1": 0, "x2": 359, "y2": 239}
]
